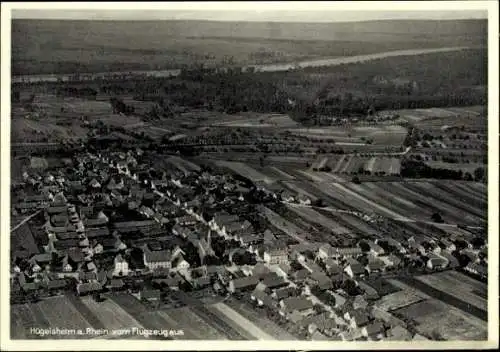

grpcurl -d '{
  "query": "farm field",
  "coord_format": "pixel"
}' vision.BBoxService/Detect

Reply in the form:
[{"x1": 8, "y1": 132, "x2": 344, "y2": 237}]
[
  {"x1": 80, "y1": 295, "x2": 144, "y2": 332},
  {"x1": 210, "y1": 303, "x2": 276, "y2": 340},
  {"x1": 167, "y1": 156, "x2": 202, "y2": 173},
  {"x1": 157, "y1": 307, "x2": 230, "y2": 340},
  {"x1": 11, "y1": 222, "x2": 40, "y2": 257},
  {"x1": 257, "y1": 205, "x2": 308, "y2": 244},
  {"x1": 424, "y1": 161, "x2": 485, "y2": 173},
  {"x1": 286, "y1": 204, "x2": 351, "y2": 235},
  {"x1": 375, "y1": 289, "x2": 426, "y2": 312},
  {"x1": 392, "y1": 105, "x2": 486, "y2": 123},
  {"x1": 213, "y1": 160, "x2": 275, "y2": 184},
  {"x1": 11, "y1": 296, "x2": 95, "y2": 339},
  {"x1": 224, "y1": 299, "x2": 299, "y2": 340},
  {"x1": 414, "y1": 271, "x2": 487, "y2": 311},
  {"x1": 11, "y1": 304, "x2": 50, "y2": 339},
  {"x1": 393, "y1": 299, "x2": 487, "y2": 341},
  {"x1": 211, "y1": 113, "x2": 298, "y2": 128}
]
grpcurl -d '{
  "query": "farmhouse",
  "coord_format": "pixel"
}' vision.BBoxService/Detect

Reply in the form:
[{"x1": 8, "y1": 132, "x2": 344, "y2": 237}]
[
  {"x1": 344, "y1": 309, "x2": 371, "y2": 329},
  {"x1": 279, "y1": 296, "x2": 314, "y2": 316},
  {"x1": 426, "y1": 253, "x2": 448, "y2": 270},
  {"x1": 344, "y1": 259, "x2": 366, "y2": 278},
  {"x1": 228, "y1": 276, "x2": 260, "y2": 293}
]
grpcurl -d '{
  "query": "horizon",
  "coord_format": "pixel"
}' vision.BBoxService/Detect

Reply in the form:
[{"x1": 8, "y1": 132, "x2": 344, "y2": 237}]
[{"x1": 11, "y1": 9, "x2": 488, "y2": 23}]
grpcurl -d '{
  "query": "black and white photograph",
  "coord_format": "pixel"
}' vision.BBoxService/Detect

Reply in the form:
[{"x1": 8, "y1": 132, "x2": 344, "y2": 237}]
[{"x1": 1, "y1": 1, "x2": 498, "y2": 350}]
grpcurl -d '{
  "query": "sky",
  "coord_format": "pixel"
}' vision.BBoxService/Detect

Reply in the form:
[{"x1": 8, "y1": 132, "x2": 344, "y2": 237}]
[{"x1": 11, "y1": 3, "x2": 488, "y2": 23}]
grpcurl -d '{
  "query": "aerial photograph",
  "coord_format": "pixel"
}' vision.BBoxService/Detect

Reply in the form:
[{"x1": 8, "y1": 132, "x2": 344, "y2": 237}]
[{"x1": 5, "y1": 2, "x2": 494, "y2": 346}]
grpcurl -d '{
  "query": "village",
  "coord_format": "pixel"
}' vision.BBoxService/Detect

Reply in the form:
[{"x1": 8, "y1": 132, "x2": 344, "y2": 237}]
[{"x1": 10, "y1": 144, "x2": 488, "y2": 341}]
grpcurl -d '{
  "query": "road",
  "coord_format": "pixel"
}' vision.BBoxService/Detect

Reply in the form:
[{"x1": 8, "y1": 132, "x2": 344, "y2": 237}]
[{"x1": 11, "y1": 209, "x2": 43, "y2": 232}]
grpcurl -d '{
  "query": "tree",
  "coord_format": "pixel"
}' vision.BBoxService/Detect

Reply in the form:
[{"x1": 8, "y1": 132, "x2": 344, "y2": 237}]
[
  {"x1": 352, "y1": 176, "x2": 361, "y2": 184},
  {"x1": 431, "y1": 212, "x2": 444, "y2": 223},
  {"x1": 473, "y1": 167, "x2": 485, "y2": 182}
]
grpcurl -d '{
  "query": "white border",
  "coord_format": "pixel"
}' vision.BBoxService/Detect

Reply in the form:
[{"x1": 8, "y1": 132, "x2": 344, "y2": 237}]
[{"x1": 1, "y1": 2, "x2": 498, "y2": 351}]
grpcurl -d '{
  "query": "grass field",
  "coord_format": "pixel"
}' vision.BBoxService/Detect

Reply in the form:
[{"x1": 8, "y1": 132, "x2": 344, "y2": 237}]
[
  {"x1": 81, "y1": 295, "x2": 144, "y2": 331},
  {"x1": 414, "y1": 271, "x2": 487, "y2": 311},
  {"x1": 214, "y1": 160, "x2": 275, "y2": 184}
]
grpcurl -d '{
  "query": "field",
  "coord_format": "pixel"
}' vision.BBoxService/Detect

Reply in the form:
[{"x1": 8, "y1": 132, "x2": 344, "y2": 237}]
[
  {"x1": 312, "y1": 155, "x2": 402, "y2": 175},
  {"x1": 224, "y1": 299, "x2": 299, "y2": 340},
  {"x1": 414, "y1": 271, "x2": 487, "y2": 312},
  {"x1": 258, "y1": 205, "x2": 308, "y2": 244},
  {"x1": 375, "y1": 289, "x2": 426, "y2": 312},
  {"x1": 214, "y1": 160, "x2": 276, "y2": 184},
  {"x1": 286, "y1": 204, "x2": 351, "y2": 235},
  {"x1": 11, "y1": 296, "x2": 95, "y2": 339},
  {"x1": 210, "y1": 303, "x2": 276, "y2": 340},
  {"x1": 211, "y1": 113, "x2": 298, "y2": 128},
  {"x1": 12, "y1": 19, "x2": 485, "y2": 75},
  {"x1": 393, "y1": 299, "x2": 487, "y2": 341}
]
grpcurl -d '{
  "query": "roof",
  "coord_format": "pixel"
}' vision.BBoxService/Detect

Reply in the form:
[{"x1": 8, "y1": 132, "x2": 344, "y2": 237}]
[
  {"x1": 30, "y1": 253, "x2": 52, "y2": 264},
  {"x1": 281, "y1": 296, "x2": 314, "y2": 313},
  {"x1": 114, "y1": 220, "x2": 156, "y2": 228},
  {"x1": 252, "y1": 263, "x2": 271, "y2": 277},
  {"x1": 230, "y1": 276, "x2": 259, "y2": 289},
  {"x1": 262, "y1": 275, "x2": 287, "y2": 289},
  {"x1": 358, "y1": 282, "x2": 380, "y2": 299},
  {"x1": 141, "y1": 289, "x2": 161, "y2": 299},
  {"x1": 367, "y1": 259, "x2": 385, "y2": 271},
  {"x1": 292, "y1": 268, "x2": 311, "y2": 281},
  {"x1": 350, "y1": 309, "x2": 371, "y2": 327},
  {"x1": 143, "y1": 245, "x2": 172, "y2": 263},
  {"x1": 364, "y1": 320, "x2": 385, "y2": 336},
  {"x1": 387, "y1": 325, "x2": 412, "y2": 341},
  {"x1": 346, "y1": 262, "x2": 366, "y2": 275},
  {"x1": 86, "y1": 228, "x2": 110, "y2": 238},
  {"x1": 77, "y1": 281, "x2": 102, "y2": 293},
  {"x1": 47, "y1": 279, "x2": 68, "y2": 290},
  {"x1": 274, "y1": 286, "x2": 298, "y2": 300}
]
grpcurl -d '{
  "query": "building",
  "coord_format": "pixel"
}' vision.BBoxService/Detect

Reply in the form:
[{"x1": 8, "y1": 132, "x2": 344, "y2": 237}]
[
  {"x1": 142, "y1": 244, "x2": 174, "y2": 270},
  {"x1": 464, "y1": 262, "x2": 487, "y2": 279},
  {"x1": 344, "y1": 259, "x2": 366, "y2": 278},
  {"x1": 279, "y1": 296, "x2": 315, "y2": 317},
  {"x1": 263, "y1": 243, "x2": 289, "y2": 265},
  {"x1": 139, "y1": 289, "x2": 161, "y2": 302},
  {"x1": 426, "y1": 253, "x2": 448, "y2": 270},
  {"x1": 228, "y1": 276, "x2": 260, "y2": 293},
  {"x1": 344, "y1": 309, "x2": 371, "y2": 329},
  {"x1": 112, "y1": 254, "x2": 129, "y2": 277}
]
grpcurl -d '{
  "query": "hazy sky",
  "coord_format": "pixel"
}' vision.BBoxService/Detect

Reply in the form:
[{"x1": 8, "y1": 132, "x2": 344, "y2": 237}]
[{"x1": 12, "y1": 6, "x2": 488, "y2": 23}]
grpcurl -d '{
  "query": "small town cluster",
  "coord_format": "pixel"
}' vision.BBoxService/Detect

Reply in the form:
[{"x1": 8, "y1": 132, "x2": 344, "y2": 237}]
[{"x1": 10, "y1": 147, "x2": 488, "y2": 342}]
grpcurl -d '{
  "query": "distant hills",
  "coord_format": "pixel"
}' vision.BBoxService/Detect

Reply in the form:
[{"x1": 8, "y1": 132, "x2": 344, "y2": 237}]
[{"x1": 11, "y1": 19, "x2": 487, "y2": 75}]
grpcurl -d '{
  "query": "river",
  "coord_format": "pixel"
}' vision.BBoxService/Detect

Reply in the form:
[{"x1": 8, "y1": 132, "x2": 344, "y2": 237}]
[{"x1": 12, "y1": 46, "x2": 473, "y2": 84}]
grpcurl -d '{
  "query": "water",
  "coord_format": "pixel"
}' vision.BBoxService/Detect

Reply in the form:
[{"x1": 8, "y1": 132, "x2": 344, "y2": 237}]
[{"x1": 12, "y1": 46, "x2": 473, "y2": 84}]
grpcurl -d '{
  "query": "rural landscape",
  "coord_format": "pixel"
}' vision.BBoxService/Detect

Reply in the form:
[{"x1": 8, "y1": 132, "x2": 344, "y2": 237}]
[{"x1": 8, "y1": 8, "x2": 489, "y2": 344}]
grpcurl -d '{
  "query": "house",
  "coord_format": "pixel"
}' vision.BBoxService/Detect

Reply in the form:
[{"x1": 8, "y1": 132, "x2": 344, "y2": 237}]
[
  {"x1": 263, "y1": 243, "x2": 289, "y2": 265},
  {"x1": 272, "y1": 286, "x2": 299, "y2": 301},
  {"x1": 353, "y1": 295, "x2": 369, "y2": 310},
  {"x1": 46, "y1": 279, "x2": 68, "y2": 292},
  {"x1": 29, "y1": 253, "x2": 52, "y2": 267},
  {"x1": 112, "y1": 254, "x2": 129, "y2": 277},
  {"x1": 273, "y1": 262, "x2": 292, "y2": 279},
  {"x1": 344, "y1": 259, "x2": 366, "y2": 278},
  {"x1": 365, "y1": 259, "x2": 385, "y2": 274},
  {"x1": 366, "y1": 241, "x2": 385, "y2": 256},
  {"x1": 362, "y1": 320, "x2": 386, "y2": 340},
  {"x1": 228, "y1": 276, "x2": 260, "y2": 293},
  {"x1": 139, "y1": 289, "x2": 161, "y2": 302},
  {"x1": 192, "y1": 276, "x2": 211, "y2": 289},
  {"x1": 328, "y1": 290, "x2": 346, "y2": 308},
  {"x1": 307, "y1": 271, "x2": 333, "y2": 291},
  {"x1": 440, "y1": 251, "x2": 460, "y2": 268},
  {"x1": 76, "y1": 281, "x2": 102, "y2": 296},
  {"x1": 279, "y1": 296, "x2": 314, "y2": 316},
  {"x1": 426, "y1": 253, "x2": 448, "y2": 270},
  {"x1": 252, "y1": 263, "x2": 271, "y2": 278},
  {"x1": 464, "y1": 263, "x2": 487, "y2": 279},
  {"x1": 250, "y1": 289, "x2": 277, "y2": 309},
  {"x1": 344, "y1": 309, "x2": 371, "y2": 329},
  {"x1": 300, "y1": 312, "x2": 338, "y2": 337},
  {"x1": 323, "y1": 258, "x2": 343, "y2": 276},
  {"x1": 142, "y1": 244, "x2": 173, "y2": 270},
  {"x1": 291, "y1": 268, "x2": 311, "y2": 282},
  {"x1": 318, "y1": 245, "x2": 363, "y2": 261},
  {"x1": 261, "y1": 274, "x2": 288, "y2": 291}
]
